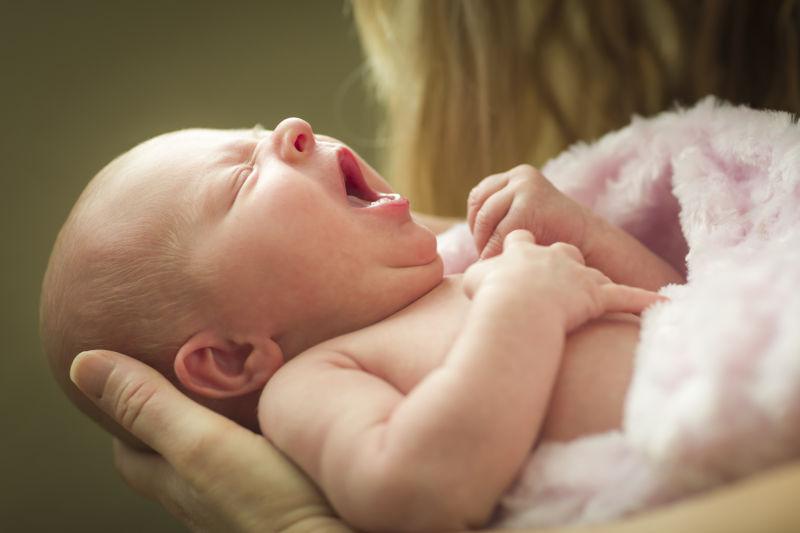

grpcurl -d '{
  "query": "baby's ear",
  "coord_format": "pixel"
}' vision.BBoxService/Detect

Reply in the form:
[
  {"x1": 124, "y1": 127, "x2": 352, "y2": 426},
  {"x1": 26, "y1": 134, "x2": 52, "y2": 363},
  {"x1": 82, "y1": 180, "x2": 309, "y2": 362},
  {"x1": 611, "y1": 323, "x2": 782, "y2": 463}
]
[{"x1": 174, "y1": 331, "x2": 284, "y2": 399}]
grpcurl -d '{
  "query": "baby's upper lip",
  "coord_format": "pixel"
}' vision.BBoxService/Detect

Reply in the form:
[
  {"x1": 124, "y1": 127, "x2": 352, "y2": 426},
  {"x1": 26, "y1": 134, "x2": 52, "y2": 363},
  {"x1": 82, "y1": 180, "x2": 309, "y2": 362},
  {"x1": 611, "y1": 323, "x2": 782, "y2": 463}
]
[{"x1": 336, "y1": 147, "x2": 380, "y2": 205}]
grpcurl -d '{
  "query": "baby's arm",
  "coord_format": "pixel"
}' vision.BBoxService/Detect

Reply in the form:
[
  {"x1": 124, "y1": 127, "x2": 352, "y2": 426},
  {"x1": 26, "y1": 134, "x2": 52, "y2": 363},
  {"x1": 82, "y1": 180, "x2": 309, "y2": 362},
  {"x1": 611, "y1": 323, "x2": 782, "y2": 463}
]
[
  {"x1": 262, "y1": 303, "x2": 561, "y2": 530},
  {"x1": 468, "y1": 164, "x2": 685, "y2": 291},
  {"x1": 580, "y1": 210, "x2": 685, "y2": 290},
  {"x1": 261, "y1": 231, "x2": 663, "y2": 532}
]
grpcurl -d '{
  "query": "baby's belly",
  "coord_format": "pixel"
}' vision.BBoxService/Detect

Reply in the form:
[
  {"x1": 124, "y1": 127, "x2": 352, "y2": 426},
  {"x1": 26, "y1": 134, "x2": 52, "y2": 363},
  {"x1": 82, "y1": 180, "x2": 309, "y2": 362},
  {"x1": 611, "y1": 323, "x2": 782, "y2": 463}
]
[{"x1": 539, "y1": 313, "x2": 641, "y2": 442}]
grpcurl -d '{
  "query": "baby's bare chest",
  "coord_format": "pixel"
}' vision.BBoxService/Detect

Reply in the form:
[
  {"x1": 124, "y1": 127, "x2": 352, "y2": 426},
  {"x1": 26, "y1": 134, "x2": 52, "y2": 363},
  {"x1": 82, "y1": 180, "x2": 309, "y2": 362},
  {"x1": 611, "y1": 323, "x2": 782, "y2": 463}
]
[
  {"x1": 343, "y1": 294, "x2": 470, "y2": 394},
  {"x1": 329, "y1": 280, "x2": 640, "y2": 413}
]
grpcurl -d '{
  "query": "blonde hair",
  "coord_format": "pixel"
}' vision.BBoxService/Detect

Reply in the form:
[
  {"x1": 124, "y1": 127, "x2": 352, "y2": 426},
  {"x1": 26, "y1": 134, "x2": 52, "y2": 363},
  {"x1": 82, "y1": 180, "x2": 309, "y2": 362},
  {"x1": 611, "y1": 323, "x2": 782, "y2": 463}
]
[
  {"x1": 39, "y1": 155, "x2": 206, "y2": 441},
  {"x1": 352, "y1": 0, "x2": 799, "y2": 216}
]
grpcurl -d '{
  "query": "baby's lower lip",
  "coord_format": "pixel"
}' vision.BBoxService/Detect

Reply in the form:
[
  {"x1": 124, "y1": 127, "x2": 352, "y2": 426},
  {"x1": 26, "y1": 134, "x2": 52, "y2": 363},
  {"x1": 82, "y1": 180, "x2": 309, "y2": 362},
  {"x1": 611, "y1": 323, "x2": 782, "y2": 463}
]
[
  {"x1": 347, "y1": 193, "x2": 406, "y2": 209},
  {"x1": 356, "y1": 194, "x2": 411, "y2": 218}
]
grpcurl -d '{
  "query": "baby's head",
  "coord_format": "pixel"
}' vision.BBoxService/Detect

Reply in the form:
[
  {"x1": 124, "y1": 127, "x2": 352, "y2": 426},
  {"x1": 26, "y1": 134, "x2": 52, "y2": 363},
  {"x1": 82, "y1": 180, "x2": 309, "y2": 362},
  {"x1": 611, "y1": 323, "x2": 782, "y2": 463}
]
[{"x1": 41, "y1": 118, "x2": 442, "y2": 442}]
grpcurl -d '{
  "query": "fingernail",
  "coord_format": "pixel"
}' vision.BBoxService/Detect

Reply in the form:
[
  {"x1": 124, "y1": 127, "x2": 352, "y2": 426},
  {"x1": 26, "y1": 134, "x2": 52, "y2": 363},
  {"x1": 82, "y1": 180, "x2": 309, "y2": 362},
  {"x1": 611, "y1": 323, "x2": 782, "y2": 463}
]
[{"x1": 70, "y1": 351, "x2": 116, "y2": 398}]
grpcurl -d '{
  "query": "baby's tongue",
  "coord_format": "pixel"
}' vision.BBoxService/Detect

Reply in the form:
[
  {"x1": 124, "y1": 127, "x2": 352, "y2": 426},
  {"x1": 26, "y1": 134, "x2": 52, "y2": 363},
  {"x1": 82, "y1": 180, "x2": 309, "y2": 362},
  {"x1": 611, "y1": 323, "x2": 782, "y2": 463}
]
[{"x1": 347, "y1": 195, "x2": 371, "y2": 208}]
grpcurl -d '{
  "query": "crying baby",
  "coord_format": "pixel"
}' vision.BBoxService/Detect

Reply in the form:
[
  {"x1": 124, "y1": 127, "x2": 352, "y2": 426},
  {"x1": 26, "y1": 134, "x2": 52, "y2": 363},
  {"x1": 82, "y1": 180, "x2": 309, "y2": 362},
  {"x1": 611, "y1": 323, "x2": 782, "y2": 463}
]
[{"x1": 41, "y1": 117, "x2": 667, "y2": 532}]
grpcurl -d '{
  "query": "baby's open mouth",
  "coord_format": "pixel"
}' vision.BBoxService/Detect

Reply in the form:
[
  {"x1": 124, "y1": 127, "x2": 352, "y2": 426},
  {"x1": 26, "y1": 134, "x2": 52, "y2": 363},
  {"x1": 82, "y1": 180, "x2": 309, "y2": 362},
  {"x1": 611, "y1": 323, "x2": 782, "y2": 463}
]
[{"x1": 337, "y1": 147, "x2": 402, "y2": 208}]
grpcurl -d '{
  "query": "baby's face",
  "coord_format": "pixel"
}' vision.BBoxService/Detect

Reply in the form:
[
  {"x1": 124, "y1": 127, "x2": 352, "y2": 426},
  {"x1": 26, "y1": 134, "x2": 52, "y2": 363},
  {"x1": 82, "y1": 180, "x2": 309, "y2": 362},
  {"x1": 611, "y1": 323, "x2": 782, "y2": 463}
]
[{"x1": 120, "y1": 118, "x2": 442, "y2": 351}]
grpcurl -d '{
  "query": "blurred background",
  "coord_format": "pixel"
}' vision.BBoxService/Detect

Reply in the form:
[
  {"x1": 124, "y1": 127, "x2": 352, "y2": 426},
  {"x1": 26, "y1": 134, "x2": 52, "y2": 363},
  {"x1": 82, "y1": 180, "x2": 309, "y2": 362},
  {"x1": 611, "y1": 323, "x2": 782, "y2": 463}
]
[{"x1": 2, "y1": 1, "x2": 376, "y2": 530}]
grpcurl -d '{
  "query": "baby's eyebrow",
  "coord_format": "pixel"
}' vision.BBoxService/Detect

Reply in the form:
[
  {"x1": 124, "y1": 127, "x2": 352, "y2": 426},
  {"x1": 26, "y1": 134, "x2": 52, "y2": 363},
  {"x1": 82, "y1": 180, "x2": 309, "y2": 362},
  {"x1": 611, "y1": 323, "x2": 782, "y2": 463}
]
[
  {"x1": 219, "y1": 133, "x2": 260, "y2": 166},
  {"x1": 243, "y1": 142, "x2": 258, "y2": 167},
  {"x1": 242, "y1": 124, "x2": 273, "y2": 165},
  {"x1": 226, "y1": 125, "x2": 269, "y2": 165}
]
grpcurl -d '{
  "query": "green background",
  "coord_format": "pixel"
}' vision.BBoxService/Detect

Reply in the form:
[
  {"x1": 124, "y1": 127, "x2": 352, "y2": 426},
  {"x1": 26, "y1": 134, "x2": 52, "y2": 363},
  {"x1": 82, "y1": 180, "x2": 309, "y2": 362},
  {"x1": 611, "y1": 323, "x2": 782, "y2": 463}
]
[{"x1": 2, "y1": 1, "x2": 376, "y2": 530}]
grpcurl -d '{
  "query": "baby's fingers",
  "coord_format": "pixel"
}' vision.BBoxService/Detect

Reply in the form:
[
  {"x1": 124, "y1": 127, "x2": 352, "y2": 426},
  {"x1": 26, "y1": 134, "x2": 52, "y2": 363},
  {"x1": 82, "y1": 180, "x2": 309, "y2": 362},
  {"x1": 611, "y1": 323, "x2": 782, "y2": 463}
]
[
  {"x1": 467, "y1": 173, "x2": 510, "y2": 233},
  {"x1": 600, "y1": 284, "x2": 668, "y2": 314},
  {"x1": 472, "y1": 190, "x2": 513, "y2": 257}
]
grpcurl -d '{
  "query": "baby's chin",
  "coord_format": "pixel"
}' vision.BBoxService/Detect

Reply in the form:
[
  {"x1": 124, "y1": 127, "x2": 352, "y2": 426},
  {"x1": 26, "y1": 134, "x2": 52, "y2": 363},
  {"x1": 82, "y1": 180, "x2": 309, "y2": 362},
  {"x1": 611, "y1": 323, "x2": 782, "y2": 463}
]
[
  {"x1": 403, "y1": 222, "x2": 442, "y2": 269},
  {"x1": 411, "y1": 241, "x2": 445, "y2": 288}
]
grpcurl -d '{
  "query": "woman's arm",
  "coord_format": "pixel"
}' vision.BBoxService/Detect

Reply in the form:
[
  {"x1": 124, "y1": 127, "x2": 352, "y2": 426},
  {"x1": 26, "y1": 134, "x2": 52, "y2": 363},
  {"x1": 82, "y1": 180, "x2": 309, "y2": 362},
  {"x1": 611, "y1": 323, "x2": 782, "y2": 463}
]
[{"x1": 491, "y1": 461, "x2": 800, "y2": 533}]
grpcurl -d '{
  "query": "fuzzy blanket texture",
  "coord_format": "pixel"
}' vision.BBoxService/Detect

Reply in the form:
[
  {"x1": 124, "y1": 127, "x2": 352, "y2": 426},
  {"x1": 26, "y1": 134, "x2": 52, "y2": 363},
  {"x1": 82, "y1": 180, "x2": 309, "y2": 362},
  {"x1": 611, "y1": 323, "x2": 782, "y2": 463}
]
[{"x1": 437, "y1": 98, "x2": 800, "y2": 526}]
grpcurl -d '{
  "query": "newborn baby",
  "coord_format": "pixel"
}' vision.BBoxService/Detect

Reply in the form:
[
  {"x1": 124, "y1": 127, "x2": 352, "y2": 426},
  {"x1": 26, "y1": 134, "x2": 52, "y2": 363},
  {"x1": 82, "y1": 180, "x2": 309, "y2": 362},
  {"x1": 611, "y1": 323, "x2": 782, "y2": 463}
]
[{"x1": 41, "y1": 118, "x2": 679, "y2": 532}]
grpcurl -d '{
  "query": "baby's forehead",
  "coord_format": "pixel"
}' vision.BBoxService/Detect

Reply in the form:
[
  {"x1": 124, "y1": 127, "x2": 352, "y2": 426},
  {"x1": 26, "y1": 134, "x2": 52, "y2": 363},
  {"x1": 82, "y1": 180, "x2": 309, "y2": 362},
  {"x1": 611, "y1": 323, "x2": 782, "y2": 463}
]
[
  {"x1": 106, "y1": 125, "x2": 342, "y2": 201},
  {"x1": 141, "y1": 127, "x2": 265, "y2": 168},
  {"x1": 134, "y1": 126, "x2": 340, "y2": 169},
  {"x1": 100, "y1": 128, "x2": 261, "y2": 196},
  {"x1": 89, "y1": 129, "x2": 242, "y2": 215}
]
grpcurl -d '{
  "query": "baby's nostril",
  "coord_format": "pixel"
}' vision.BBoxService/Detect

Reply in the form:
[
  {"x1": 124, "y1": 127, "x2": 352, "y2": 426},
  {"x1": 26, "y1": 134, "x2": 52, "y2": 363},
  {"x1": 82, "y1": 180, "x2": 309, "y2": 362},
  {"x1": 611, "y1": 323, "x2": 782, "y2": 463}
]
[{"x1": 294, "y1": 134, "x2": 307, "y2": 152}]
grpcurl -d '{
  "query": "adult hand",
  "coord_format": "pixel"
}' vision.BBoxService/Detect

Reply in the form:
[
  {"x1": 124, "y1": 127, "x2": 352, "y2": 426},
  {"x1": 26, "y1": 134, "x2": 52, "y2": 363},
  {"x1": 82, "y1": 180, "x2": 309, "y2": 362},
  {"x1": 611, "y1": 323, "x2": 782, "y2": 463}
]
[
  {"x1": 70, "y1": 350, "x2": 352, "y2": 533},
  {"x1": 467, "y1": 164, "x2": 590, "y2": 260}
]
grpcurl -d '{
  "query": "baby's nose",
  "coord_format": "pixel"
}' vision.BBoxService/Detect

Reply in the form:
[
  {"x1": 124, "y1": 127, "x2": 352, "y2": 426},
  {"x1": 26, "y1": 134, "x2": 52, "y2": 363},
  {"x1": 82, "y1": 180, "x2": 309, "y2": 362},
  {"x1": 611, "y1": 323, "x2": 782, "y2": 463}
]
[{"x1": 273, "y1": 117, "x2": 316, "y2": 162}]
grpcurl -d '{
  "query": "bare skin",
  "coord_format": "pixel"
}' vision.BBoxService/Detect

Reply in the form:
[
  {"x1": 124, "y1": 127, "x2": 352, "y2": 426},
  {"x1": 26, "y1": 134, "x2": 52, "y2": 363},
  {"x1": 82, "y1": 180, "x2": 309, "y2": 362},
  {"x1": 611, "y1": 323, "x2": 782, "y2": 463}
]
[
  {"x1": 70, "y1": 350, "x2": 800, "y2": 533},
  {"x1": 52, "y1": 121, "x2": 676, "y2": 532},
  {"x1": 260, "y1": 231, "x2": 660, "y2": 531},
  {"x1": 310, "y1": 275, "x2": 639, "y2": 442}
]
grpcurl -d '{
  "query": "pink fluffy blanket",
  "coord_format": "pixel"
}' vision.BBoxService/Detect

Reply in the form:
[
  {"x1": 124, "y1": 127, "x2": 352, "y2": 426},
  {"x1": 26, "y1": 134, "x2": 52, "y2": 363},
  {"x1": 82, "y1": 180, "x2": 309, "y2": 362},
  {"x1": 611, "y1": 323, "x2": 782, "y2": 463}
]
[{"x1": 437, "y1": 98, "x2": 800, "y2": 526}]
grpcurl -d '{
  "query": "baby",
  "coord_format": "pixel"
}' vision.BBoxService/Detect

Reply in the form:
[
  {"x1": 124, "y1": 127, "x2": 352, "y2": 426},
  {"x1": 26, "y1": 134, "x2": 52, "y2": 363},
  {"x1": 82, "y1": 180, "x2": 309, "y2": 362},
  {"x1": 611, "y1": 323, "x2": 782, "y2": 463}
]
[{"x1": 41, "y1": 118, "x2": 678, "y2": 532}]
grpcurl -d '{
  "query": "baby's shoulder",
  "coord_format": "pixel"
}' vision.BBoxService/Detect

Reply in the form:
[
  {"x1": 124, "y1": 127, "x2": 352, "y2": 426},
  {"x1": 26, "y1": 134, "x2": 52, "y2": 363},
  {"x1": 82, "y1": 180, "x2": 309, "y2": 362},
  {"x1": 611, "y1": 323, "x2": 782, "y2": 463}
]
[
  {"x1": 257, "y1": 343, "x2": 399, "y2": 449},
  {"x1": 262, "y1": 343, "x2": 376, "y2": 404},
  {"x1": 268, "y1": 346, "x2": 360, "y2": 386}
]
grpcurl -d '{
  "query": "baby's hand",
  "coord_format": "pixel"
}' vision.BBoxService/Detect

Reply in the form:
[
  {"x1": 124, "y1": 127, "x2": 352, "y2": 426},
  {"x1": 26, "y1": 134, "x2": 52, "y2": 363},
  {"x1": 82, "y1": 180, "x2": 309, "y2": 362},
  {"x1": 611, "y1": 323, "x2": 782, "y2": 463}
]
[
  {"x1": 463, "y1": 230, "x2": 664, "y2": 332},
  {"x1": 467, "y1": 164, "x2": 589, "y2": 260}
]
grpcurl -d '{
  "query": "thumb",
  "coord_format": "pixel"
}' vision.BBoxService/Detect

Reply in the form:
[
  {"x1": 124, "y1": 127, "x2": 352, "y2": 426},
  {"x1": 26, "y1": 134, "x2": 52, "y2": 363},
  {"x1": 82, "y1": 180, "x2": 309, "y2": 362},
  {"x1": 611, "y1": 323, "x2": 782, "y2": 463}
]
[
  {"x1": 482, "y1": 229, "x2": 536, "y2": 258},
  {"x1": 71, "y1": 350, "x2": 336, "y2": 530},
  {"x1": 70, "y1": 350, "x2": 239, "y2": 470},
  {"x1": 480, "y1": 232, "x2": 504, "y2": 259},
  {"x1": 503, "y1": 229, "x2": 536, "y2": 247}
]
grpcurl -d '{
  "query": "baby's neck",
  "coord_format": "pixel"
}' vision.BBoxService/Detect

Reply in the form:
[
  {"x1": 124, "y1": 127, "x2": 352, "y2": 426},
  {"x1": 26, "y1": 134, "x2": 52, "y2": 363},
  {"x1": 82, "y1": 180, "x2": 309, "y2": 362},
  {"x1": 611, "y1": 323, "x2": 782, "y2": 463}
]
[{"x1": 279, "y1": 275, "x2": 459, "y2": 360}]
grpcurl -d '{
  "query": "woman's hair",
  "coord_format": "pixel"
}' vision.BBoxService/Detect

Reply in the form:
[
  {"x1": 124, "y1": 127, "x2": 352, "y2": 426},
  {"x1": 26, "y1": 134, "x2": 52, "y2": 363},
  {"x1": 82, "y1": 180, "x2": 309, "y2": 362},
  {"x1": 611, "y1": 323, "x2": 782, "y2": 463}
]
[{"x1": 351, "y1": 0, "x2": 799, "y2": 216}]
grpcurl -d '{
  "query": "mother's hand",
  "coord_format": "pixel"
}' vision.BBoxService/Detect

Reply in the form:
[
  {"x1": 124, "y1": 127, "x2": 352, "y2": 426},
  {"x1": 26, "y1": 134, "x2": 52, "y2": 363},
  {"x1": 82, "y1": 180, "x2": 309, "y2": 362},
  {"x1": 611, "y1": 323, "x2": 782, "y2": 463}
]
[{"x1": 70, "y1": 350, "x2": 353, "y2": 533}]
